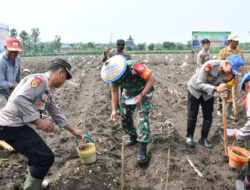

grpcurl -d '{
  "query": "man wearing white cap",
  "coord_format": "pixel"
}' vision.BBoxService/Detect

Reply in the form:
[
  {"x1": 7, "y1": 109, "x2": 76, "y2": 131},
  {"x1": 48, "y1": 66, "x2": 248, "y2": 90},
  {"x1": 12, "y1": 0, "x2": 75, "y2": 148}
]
[{"x1": 217, "y1": 34, "x2": 244, "y2": 120}]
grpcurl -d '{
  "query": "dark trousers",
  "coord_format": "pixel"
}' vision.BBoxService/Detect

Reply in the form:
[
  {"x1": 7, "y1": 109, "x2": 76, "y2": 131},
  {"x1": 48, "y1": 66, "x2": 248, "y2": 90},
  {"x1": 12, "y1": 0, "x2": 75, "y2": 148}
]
[
  {"x1": 187, "y1": 91, "x2": 214, "y2": 122},
  {"x1": 0, "y1": 125, "x2": 54, "y2": 179},
  {"x1": 247, "y1": 159, "x2": 250, "y2": 181}
]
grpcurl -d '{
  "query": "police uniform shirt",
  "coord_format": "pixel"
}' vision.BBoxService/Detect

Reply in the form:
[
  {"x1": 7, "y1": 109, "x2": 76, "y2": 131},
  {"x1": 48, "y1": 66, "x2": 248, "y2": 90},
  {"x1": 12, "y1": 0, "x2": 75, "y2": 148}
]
[
  {"x1": 188, "y1": 60, "x2": 234, "y2": 101},
  {"x1": 0, "y1": 72, "x2": 69, "y2": 128},
  {"x1": 197, "y1": 48, "x2": 210, "y2": 71}
]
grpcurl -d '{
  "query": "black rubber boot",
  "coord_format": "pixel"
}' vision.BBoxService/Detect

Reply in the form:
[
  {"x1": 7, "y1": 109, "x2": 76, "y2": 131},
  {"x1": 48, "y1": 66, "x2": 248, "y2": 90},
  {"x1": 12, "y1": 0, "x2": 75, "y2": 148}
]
[
  {"x1": 125, "y1": 135, "x2": 138, "y2": 146},
  {"x1": 199, "y1": 119, "x2": 213, "y2": 148},
  {"x1": 186, "y1": 119, "x2": 197, "y2": 148},
  {"x1": 137, "y1": 142, "x2": 148, "y2": 164}
]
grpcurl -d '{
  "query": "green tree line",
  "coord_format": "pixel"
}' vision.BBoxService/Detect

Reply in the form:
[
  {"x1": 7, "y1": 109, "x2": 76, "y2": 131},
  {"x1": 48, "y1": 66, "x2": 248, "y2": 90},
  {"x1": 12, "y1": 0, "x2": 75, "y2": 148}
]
[{"x1": 10, "y1": 28, "x2": 61, "y2": 56}]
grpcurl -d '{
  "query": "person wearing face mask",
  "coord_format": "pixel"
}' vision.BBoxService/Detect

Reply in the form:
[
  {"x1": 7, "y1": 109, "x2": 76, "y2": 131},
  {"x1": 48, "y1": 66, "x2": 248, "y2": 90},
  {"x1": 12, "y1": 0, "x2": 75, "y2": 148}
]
[
  {"x1": 0, "y1": 58, "x2": 83, "y2": 189},
  {"x1": 217, "y1": 34, "x2": 244, "y2": 120},
  {"x1": 186, "y1": 55, "x2": 244, "y2": 148},
  {"x1": 102, "y1": 39, "x2": 131, "y2": 63},
  {"x1": 196, "y1": 39, "x2": 210, "y2": 73}
]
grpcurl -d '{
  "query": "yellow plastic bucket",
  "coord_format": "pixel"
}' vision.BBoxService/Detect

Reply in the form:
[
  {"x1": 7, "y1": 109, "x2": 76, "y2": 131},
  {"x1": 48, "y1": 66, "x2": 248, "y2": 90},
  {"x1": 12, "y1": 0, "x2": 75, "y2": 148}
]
[{"x1": 76, "y1": 135, "x2": 96, "y2": 164}]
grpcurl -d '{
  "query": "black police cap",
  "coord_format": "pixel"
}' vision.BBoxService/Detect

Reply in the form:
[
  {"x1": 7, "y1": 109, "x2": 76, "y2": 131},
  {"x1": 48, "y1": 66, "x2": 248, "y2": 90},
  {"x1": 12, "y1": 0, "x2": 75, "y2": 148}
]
[
  {"x1": 50, "y1": 58, "x2": 72, "y2": 79},
  {"x1": 116, "y1": 39, "x2": 125, "y2": 46}
]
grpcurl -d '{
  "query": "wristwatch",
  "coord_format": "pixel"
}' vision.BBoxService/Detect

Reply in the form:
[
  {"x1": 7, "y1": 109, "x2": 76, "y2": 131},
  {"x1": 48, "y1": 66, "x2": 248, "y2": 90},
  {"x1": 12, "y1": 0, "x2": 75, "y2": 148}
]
[
  {"x1": 140, "y1": 92, "x2": 146, "y2": 97},
  {"x1": 214, "y1": 86, "x2": 217, "y2": 92}
]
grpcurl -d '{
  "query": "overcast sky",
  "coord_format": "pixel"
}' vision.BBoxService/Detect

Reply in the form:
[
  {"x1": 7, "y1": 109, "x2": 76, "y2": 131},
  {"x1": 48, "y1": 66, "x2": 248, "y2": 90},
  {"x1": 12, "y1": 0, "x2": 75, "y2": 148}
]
[{"x1": 1, "y1": 0, "x2": 250, "y2": 44}]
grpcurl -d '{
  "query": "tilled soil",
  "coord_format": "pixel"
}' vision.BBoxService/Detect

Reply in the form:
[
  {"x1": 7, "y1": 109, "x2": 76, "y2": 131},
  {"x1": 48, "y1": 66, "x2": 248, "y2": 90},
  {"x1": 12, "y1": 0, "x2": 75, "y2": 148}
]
[{"x1": 0, "y1": 54, "x2": 250, "y2": 190}]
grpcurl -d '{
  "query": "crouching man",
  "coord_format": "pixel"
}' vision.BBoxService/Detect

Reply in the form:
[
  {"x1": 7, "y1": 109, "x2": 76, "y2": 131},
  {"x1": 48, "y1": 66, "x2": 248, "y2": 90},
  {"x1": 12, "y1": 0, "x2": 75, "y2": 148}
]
[
  {"x1": 228, "y1": 72, "x2": 250, "y2": 190},
  {"x1": 0, "y1": 58, "x2": 82, "y2": 189},
  {"x1": 186, "y1": 55, "x2": 244, "y2": 148},
  {"x1": 101, "y1": 55, "x2": 155, "y2": 164}
]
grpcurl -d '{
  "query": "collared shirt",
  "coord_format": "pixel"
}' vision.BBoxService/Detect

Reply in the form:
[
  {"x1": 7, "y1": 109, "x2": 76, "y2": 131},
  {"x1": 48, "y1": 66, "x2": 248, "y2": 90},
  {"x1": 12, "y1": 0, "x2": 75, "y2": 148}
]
[
  {"x1": 188, "y1": 60, "x2": 234, "y2": 101},
  {"x1": 0, "y1": 51, "x2": 21, "y2": 98},
  {"x1": 218, "y1": 46, "x2": 243, "y2": 60},
  {"x1": 196, "y1": 48, "x2": 210, "y2": 72},
  {"x1": 102, "y1": 50, "x2": 131, "y2": 62},
  {"x1": 0, "y1": 73, "x2": 69, "y2": 129}
]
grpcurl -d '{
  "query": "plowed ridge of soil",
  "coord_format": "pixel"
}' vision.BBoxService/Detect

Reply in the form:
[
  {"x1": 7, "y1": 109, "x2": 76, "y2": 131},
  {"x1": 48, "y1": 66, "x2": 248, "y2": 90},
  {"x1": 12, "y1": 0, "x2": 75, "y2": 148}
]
[{"x1": 0, "y1": 54, "x2": 249, "y2": 190}]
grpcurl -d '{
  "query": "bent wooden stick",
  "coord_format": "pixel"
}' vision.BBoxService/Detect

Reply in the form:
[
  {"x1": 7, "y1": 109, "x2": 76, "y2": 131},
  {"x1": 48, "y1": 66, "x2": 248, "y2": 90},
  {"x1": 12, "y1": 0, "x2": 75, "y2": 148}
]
[
  {"x1": 186, "y1": 156, "x2": 203, "y2": 178},
  {"x1": 0, "y1": 140, "x2": 14, "y2": 151},
  {"x1": 222, "y1": 99, "x2": 228, "y2": 156}
]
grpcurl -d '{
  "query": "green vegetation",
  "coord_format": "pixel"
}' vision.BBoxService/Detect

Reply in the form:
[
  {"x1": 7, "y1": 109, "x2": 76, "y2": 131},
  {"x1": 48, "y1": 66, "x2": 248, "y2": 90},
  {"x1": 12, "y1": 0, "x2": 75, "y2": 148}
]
[{"x1": 8, "y1": 27, "x2": 250, "y2": 56}]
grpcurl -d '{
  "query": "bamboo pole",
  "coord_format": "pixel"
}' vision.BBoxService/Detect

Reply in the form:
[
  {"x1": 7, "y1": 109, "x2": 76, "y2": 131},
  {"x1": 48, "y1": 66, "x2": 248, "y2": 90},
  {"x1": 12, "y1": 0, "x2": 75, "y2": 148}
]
[
  {"x1": 0, "y1": 140, "x2": 14, "y2": 151},
  {"x1": 165, "y1": 149, "x2": 170, "y2": 190},
  {"x1": 121, "y1": 137, "x2": 125, "y2": 190},
  {"x1": 222, "y1": 99, "x2": 228, "y2": 156},
  {"x1": 232, "y1": 85, "x2": 238, "y2": 121}
]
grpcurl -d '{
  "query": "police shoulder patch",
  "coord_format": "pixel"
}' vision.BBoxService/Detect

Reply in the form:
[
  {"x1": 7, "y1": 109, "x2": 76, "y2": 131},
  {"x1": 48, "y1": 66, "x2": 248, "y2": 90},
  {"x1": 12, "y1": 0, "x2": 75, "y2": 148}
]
[
  {"x1": 30, "y1": 79, "x2": 40, "y2": 88},
  {"x1": 36, "y1": 101, "x2": 43, "y2": 107},
  {"x1": 204, "y1": 64, "x2": 212, "y2": 72},
  {"x1": 134, "y1": 63, "x2": 152, "y2": 80}
]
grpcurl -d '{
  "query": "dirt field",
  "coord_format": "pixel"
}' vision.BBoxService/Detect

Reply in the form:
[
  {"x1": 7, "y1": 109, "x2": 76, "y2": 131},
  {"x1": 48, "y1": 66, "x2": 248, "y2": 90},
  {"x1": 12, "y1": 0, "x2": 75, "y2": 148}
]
[{"x1": 1, "y1": 54, "x2": 250, "y2": 190}]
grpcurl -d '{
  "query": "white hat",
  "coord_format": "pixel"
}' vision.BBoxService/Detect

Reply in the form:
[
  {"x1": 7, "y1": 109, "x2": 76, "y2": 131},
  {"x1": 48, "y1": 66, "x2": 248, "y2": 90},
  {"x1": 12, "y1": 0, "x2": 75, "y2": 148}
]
[
  {"x1": 101, "y1": 55, "x2": 127, "y2": 82},
  {"x1": 227, "y1": 34, "x2": 239, "y2": 41}
]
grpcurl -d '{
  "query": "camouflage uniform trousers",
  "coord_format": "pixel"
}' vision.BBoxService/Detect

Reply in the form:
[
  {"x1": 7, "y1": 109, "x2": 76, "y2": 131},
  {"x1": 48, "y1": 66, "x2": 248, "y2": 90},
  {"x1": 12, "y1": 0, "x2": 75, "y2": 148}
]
[{"x1": 120, "y1": 91, "x2": 153, "y2": 143}]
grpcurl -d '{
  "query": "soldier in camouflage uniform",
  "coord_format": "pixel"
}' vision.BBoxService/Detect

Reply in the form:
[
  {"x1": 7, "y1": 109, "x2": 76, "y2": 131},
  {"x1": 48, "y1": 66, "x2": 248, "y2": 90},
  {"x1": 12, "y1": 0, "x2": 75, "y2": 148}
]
[{"x1": 101, "y1": 56, "x2": 155, "y2": 164}]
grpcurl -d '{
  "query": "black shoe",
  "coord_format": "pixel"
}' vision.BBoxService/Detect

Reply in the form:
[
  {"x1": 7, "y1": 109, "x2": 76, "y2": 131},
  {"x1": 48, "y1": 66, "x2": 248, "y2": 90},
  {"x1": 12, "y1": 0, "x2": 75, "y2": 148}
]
[
  {"x1": 186, "y1": 136, "x2": 195, "y2": 148},
  {"x1": 125, "y1": 135, "x2": 137, "y2": 146},
  {"x1": 199, "y1": 138, "x2": 213, "y2": 148},
  {"x1": 137, "y1": 142, "x2": 148, "y2": 164}
]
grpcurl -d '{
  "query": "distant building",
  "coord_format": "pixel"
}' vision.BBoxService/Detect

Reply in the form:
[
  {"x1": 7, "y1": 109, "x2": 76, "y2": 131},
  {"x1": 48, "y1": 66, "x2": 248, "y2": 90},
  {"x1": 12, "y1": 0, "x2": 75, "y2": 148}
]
[
  {"x1": 0, "y1": 23, "x2": 9, "y2": 53},
  {"x1": 126, "y1": 35, "x2": 136, "y2": 47},
  {"x1": 60, "y1": 44, "x2": 73, "y2": 51}
]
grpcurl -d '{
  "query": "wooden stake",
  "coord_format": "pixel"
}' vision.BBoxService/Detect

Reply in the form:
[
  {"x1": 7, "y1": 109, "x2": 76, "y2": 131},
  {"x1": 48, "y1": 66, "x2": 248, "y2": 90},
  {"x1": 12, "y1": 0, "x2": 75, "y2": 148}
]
[
  {"x1": 165, "y1": 149, "x2": 170, "y2": 190},
  {"x1": 222, "y1": 99, "x2": 228, "y2": 156},
  {"x1": 0, "y1": 140, "x2": 14, "y2": 151},
  {"x1": 186, "y1": 156, "x2": 203, "y2": 178},
  {"x1": 232, "y1": 85, "x2": 238, "y2": 121},
  {"x1": 121, "y1": 137, "x2": 125, "y2": 190}
]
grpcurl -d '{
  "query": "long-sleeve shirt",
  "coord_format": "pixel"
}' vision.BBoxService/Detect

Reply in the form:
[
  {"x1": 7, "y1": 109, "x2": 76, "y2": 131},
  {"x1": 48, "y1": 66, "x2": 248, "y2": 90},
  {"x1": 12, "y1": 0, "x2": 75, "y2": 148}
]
[
  {"x1": 101, "y1": 50, "x2": 131, "y2": 62},
  {"x1": 0, "y1": 51, "x2": 21, "y2": 98},
  {"x1": 188, "y1": 60, "x2": 234, "y2": 101},
  {"x1": 0, "y1": 73, "x2": 69, "y2": 129},
  {"x1": 236, "y1": 93, "x2": 250, "y2": 141},
  {"x1": 196, "y1": 48, "x2": 210, "y2": 73}
]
